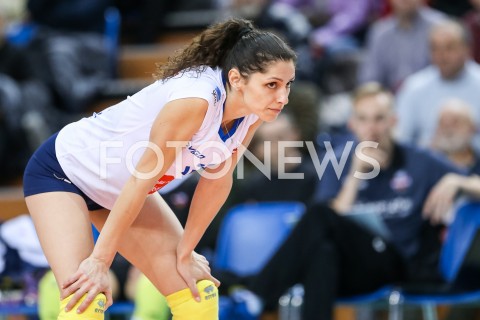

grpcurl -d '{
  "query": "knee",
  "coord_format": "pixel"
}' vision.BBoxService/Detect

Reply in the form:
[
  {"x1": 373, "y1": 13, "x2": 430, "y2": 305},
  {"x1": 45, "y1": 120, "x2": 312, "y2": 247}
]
[
  {"x1": 166, "y1": 280, "x2": 219, "y2": 320},
  {"x1": 58, "y1": 293, "x2": 107, "y2": 320}
]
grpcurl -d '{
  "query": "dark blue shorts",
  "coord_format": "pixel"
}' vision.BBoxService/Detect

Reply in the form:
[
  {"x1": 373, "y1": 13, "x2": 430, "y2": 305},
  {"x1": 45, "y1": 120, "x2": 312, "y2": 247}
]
[{"x1": 23, "y1": 133, "x2": 104, "y2": 211}]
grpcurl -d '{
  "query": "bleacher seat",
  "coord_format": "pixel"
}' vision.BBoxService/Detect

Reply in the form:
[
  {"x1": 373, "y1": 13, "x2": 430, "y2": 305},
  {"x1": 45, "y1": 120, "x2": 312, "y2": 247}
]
[{"x1": 213, "y1": 201, "x2": 306, "y2": 319}]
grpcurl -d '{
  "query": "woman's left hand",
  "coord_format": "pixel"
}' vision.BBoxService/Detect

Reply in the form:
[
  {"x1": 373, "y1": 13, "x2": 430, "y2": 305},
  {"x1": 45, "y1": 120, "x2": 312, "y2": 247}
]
[{"x1": 176, "y1": 251, "x2": 220, "y2": 302}]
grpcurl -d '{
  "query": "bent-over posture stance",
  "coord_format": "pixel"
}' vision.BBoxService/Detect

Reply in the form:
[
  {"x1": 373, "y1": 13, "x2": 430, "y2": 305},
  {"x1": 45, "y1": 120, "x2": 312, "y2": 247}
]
[{"x1": 23, "y1": 18, "x2": 296, "y2": 320}]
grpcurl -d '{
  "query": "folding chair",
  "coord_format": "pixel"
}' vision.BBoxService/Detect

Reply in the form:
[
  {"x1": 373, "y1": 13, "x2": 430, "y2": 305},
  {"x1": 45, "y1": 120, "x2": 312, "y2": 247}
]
[
  {"x1": 213, "y1": 201, "x2": 306, "y2": 319},
  {"x1": 278, "y1": 283, "x2": 395, "y2": 320},
  {"x1": 214, "y1": 201, "x2": 306, "y2": 277},
  {"x1": 390, "y1": 201, "x2": 480, "y2": 320}
]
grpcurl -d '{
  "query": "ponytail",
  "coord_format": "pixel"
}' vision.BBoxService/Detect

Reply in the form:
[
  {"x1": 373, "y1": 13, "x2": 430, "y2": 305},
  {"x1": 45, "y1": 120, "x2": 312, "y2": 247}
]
[{"x1": 155, "y1": 18, "x2": 296, "y2": 83}]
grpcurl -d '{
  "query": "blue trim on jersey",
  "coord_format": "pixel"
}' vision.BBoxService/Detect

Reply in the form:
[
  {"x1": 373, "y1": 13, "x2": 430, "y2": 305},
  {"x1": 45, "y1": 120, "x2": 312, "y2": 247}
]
[
  {"x1": 218, "y1": 117, "x2": 245, "y2": 142},
  {"x1": 218, "y1": 72, "x2": 245, "y2": 142}
]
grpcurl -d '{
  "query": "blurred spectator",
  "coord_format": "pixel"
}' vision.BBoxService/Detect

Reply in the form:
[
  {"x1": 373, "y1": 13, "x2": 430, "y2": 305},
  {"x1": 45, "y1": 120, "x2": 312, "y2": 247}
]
[
  {"x1": 430, "y1": 98, "x2": 480, "y2": 174},
  {"x1": 116, "y1": 0, "x2": 215, "y2": 43},
  {"x1": 423, "y1": 98, "x2": 480, "y2": 229},
  {"x1": 358, "y1": 0, "x2": 446, "y2": 92},
  {"x1": 219, "y1": 0, "x2": 311, "y2": 49},
  {"x1": 463, "y1": 0, "x2": 480, "y2": 64},
  {"x1": 21, "y1": 0, "x2": 117, "y2": 114},
  {"x1": 0, "y1": 215, "x2": 49, "y2": 306},
  {"x1": 277, "y1": 0, "x2": 379, "y2": 93},
  {"x1": 230, "y1": 82, "x2": 463, "y2": 320},
  {"x1": 217, "y1": 0, "x2": 313, "y2": 87},
  {"x1": 0, "y1": 1, "x2": 53, "y2": 183},
  {"x1": 274, "y1": 0, "x2": 377, "y2": 49},
  {"x1": 27, "y1": 0, "x2": 113, "y2": 34},
  {"x1": 221, "y1": 0, "x2": 379, "y2": 93},
  {"x1": 26, "y1": 29, "x2": 112, "y2": 114},
  {"x1": 395, "y1": 19, "x2": 480, "y2": 149}
]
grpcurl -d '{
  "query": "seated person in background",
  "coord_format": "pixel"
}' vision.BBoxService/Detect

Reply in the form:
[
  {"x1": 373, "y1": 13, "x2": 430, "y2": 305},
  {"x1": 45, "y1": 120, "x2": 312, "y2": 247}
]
[
  {"x1": 232, "y1": 82, "x2": 463, "y2": 320},
  {"x1": 358, "y1": 0, "x2": 445, "y2": 92},
  {"x1": 0, "y1": 1, "x2": 53, "y2": 182},
  {"x1": 395, "y1": 18, "x2": 480, "y2": 149},
  {"x1": 422, "y1": 98, "x2": 480, "y2": 225},
  {"x1": 430, "y1": 98, "x2": 480, "y2": 174},
  {"x1": 22, "y1": 0, "x2": 115, "y2": 115},
  {"x1": 275, "y1": 0, "x2": 379, "y2": 93}
]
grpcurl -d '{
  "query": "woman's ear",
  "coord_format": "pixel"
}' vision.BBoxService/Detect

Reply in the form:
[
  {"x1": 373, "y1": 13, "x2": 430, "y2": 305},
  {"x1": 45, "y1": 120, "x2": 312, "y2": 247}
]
[{"x1": 228, "y1": 68, "x2": 242, "y2": 90}]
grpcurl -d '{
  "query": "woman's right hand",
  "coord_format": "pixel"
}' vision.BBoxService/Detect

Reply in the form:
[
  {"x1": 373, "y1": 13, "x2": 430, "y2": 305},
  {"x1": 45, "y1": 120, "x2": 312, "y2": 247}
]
[
  {"x1": 176, "y1": 250, "x2": 220, "y2": 302},
  {"x1": 61, "y1": 256, "x2": 113, "y2": 313}
]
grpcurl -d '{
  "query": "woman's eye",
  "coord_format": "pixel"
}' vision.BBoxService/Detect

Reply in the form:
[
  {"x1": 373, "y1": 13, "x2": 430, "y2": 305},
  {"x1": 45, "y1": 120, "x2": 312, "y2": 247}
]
[{"x1": 267, "y1": 83, "x2": 277, "y2": 89}]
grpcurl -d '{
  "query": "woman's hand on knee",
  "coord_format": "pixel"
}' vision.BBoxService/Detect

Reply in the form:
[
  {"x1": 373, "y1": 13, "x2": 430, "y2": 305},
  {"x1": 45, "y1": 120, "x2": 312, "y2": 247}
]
[
  {"x1": 176, "y1": 251, "x2": 220, "y2": 302},
  {"x1": 61, "y1": 256, "x2": 113, "y2": 313}
]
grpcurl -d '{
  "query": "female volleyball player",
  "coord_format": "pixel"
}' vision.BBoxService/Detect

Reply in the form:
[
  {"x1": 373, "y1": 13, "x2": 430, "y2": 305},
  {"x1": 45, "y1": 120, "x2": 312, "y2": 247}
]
[{"x1": 23, "y1": 18, "x2": 296, "y2": 320}]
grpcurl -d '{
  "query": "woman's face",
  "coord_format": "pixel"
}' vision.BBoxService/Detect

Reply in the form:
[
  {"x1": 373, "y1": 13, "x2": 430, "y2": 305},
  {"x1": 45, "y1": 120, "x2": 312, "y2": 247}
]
[{"x1": 237, "y1": 60, "x2": 296, "y2": 122}]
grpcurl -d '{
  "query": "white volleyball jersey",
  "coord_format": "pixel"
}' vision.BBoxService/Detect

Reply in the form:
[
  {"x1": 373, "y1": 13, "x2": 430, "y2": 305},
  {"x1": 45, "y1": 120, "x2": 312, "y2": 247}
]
[{"x1": 55, "y1": 67, "x2": 259, "y2": 209}]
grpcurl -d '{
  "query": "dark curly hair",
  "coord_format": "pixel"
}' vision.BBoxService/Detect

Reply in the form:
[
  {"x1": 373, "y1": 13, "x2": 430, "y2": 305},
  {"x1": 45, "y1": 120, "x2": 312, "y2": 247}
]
[{"x1": 155, "y1": 18, "x2": 296, "y2": 86}]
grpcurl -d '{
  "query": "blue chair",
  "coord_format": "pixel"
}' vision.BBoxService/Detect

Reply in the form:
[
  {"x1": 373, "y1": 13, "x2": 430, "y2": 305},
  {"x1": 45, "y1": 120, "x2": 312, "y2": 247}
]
[
  {"x1": 392, "y1": 201, "x2": 480, "y2": 320},
  {"x1": 214, "y1": 201, "x2": 306, "y2": 277},
  {"x1": 277, "y1": 284, "x2": 395, "y2": 320},
  {"x1": 213, "y1": 201, "x2": 306, "y2": 319},
  {"x1": 5, "y1": 22, "x2": 38, "y2": 46},
  {"x1": 336, "y1": 286, "x2": 394, "y2": 305}
]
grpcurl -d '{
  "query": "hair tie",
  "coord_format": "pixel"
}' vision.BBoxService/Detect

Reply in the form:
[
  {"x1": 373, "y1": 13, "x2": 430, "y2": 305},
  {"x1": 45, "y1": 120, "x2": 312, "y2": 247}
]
[{"x1": 238, "y1": 26, "x2": 253, "y2": 39}]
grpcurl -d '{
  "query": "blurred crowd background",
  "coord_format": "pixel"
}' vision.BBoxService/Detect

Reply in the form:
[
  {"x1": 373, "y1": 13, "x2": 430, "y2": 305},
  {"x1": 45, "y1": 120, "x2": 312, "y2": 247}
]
[{"x1": 2, "y1": 0, "x2": 480, "y2": 319}]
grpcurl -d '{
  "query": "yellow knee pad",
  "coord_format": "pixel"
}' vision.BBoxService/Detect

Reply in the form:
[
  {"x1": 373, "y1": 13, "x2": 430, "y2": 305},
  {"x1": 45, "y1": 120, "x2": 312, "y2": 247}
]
[
  {"x1": 166, "y1": 280, "x2": 218, "y2": 320},
  {"x1": 58, "y1": 293, "x2": 107, "y2": 320}
]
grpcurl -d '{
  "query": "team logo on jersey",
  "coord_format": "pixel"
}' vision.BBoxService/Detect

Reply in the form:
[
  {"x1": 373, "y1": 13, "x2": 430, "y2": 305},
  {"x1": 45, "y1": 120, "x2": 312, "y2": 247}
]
[
  {"x1": 390, "y1": 170, "x2": 412, "y2": 192},
  {"x1": 212, "y1": 86, "x2": 221, "y2": 104},
  {"x1": 188, "y1": 144, "x2": 206, "y2": 159},
  {"x1": 148, "y1": 175, "x2": 175, "y2": 194}
]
